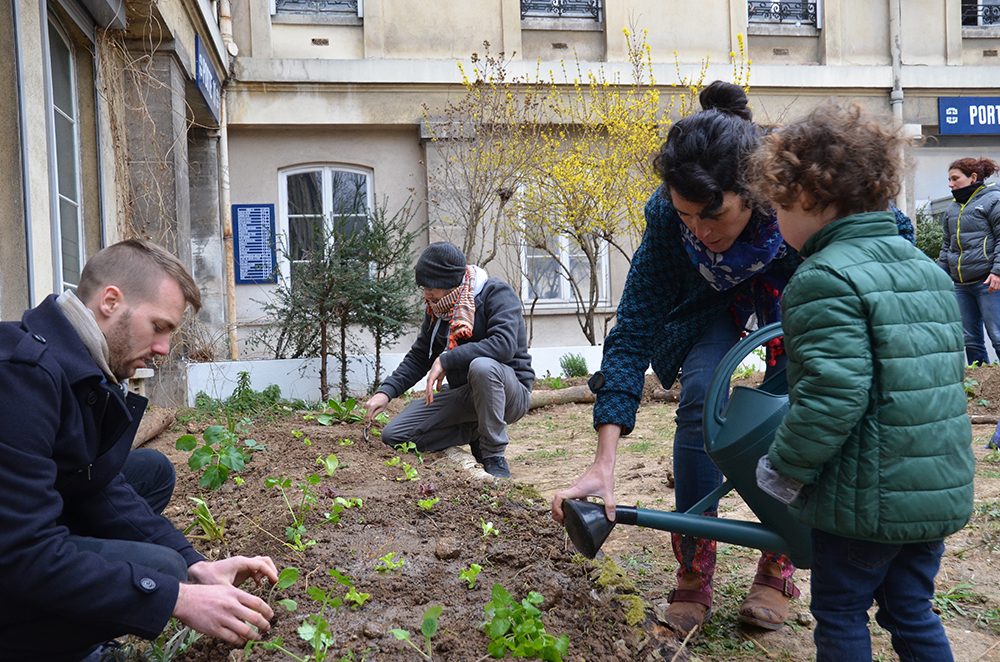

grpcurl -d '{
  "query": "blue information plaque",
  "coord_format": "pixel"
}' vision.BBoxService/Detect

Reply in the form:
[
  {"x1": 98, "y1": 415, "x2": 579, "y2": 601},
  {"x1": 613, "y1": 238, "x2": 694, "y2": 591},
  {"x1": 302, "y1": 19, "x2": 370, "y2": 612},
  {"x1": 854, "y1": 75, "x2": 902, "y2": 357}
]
[{"x1": 233, "y1": 204, "x2": 277, "y2": 284}]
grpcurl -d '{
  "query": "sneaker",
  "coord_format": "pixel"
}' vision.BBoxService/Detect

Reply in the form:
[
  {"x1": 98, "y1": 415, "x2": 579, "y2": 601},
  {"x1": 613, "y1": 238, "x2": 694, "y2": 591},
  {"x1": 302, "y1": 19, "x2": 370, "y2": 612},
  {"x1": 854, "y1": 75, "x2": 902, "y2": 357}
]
[{"x1": 481, "y1": 455, "x2": 511, "y2": 479}]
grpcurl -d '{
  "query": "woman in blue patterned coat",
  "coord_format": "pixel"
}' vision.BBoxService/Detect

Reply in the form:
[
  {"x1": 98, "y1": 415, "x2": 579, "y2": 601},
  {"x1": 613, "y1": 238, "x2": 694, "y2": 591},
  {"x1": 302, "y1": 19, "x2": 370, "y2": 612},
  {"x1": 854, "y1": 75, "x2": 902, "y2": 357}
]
[{"x1": 552, "y1": 82, "x2": 914, "y2": 645}]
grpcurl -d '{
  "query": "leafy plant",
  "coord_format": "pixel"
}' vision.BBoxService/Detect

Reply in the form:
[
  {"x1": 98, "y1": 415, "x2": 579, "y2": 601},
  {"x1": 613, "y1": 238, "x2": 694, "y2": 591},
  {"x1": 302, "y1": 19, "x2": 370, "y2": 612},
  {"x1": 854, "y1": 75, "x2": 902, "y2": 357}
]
[
  {"x1": 559, "y1": 353, "x2": 588, "y2": 378},
  {"x1": 146, "y1": 618, "x2": 202, "y2": 662},
  {"x1": 338, "y1": 438, "x2": 355, "y2": 446},
  {"x1": 398, "y1": 462, "x2": 419, "y2": 482},
  {"x1": 247, "y1": 570, "x2": 358, "y2": 662},
  {"x1": 389, "y1": 606, "x2": 443, "y2": 661},
  {"x1": 317, "y1": 454, "x2": 340, "y2": 476},
  {"x1": 542, "y1": 373, "x2": 564, "y2": 390},
  {"x1": 965, "y1": 376, "x2": 980, "y2": 401},
  {"x1": 176, "y1": 424, "x2": 255, "y2": 490},
  {"x1": 183, "y1": 496, "x2": 225, "y2": 542},
  {"x1": 344, "y1": 586, "x2": 371, "y2": 610},
  {"x1": 305, "y1": 397, "x2": 366, "y2": 425},
  {"x1": 482, "y1": 583, "x2": 569, "y2": 661},
  {"x1": 481, "y1": 518, "x2": 499, "y2": 538},
  {"x1": 292, "y1": 429, "x2": 312, "y2": 446},
  {"x1": 460, "y1": 563, "x2": 482, "y2": 589},
  {"x1": 269, "y1": 567, "x2": 301, "y2": 612},
  {"x1": 933, "y1": 582, "x2": 984, "y2": 618},
  {"x1": 417, "y1": 497, "x2": 440, "y2": 512},
  {"x1": 394, "y1": 441, "x2": 423, "y2": 463},
  {"x1": 376, "y1": 552, "x2": 405, "y2": 575},
  {"x1": 266, "y1": 474, "x2": 330, "y2": 547}
]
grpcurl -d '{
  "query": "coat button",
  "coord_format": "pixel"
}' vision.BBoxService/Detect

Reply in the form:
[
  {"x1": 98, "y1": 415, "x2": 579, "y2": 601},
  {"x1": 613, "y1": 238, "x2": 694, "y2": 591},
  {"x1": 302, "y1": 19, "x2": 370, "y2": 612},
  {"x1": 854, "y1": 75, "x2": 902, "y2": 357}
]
[
  {"x1": 86, "y1": 392, "x2": 99, "y2": 405},
  {"x1": 140, "y1": 577, "x2": 157, "y2": 592},
  {"x1": 32, "y1": 334, "x2": 46, "y2": 344}
]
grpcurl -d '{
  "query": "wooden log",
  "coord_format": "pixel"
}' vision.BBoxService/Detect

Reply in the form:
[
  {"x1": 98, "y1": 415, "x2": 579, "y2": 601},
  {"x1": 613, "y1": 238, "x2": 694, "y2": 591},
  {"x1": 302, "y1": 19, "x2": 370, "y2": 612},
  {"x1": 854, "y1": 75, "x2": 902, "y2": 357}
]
[
  {"x1": 529, "y1": 385, "x2": 595, "y2": 410},
  {"x1": 132, "y1": 408, "x2": 177, "y2": 449},
  {"x1": 970, "y1": 414, "x2": 1000, "y2": 426},
  {"x1": 651, "y1": 388, "x2": 680, "y2": 402}
]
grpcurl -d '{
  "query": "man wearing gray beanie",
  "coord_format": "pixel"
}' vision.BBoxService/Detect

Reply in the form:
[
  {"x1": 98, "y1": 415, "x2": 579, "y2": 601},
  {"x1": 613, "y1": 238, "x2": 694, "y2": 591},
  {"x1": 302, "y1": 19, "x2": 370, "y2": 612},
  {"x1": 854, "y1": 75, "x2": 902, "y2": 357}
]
[{"x1": 364, "y1": 242, "x2": 534, "y2": 478}]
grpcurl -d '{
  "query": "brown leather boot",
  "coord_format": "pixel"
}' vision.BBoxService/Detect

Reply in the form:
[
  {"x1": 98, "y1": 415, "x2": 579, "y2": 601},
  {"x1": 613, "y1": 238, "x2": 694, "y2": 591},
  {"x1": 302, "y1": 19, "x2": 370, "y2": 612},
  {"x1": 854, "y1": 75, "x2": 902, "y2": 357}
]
[
  {"x1": 657, "y1": 572, "x2": 712, "y2": 638},
  {"x1": 737, "y1": 562, "x2": 799, "y2": 630}
]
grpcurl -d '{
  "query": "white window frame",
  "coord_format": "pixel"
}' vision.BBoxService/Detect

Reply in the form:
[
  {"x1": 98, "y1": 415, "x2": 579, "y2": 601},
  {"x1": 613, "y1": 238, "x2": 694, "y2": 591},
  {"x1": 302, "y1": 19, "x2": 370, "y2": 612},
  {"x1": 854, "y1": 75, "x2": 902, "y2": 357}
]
[
  {"x1": 277, "y1": 164, "x2": 374, "y2": 283},
  {"x1": 520, "y1": 233, "x2": 610, "y2": 309},
  {"x1": 45, "y1": 15, "x2": 85, "y2": 292}
]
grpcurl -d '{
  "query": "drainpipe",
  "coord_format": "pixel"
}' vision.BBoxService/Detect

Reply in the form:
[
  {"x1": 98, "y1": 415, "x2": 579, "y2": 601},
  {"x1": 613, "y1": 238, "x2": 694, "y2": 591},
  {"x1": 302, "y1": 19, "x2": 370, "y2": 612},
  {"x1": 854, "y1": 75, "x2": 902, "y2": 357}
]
[
  {"x1": 888, "y1": 0, "x2": 908, "y2": 214},
  {"x1": 12, "y1": 0, "x2": 34, "y2": 307},
  {"x1": 219, "y1": 0, "x2": 239, "y2": 359}
]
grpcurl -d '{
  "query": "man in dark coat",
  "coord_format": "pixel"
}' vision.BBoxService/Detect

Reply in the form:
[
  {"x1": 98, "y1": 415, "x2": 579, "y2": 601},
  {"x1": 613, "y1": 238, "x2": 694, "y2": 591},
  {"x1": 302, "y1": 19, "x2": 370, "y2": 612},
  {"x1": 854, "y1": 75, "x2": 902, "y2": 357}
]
[
  {"x1": 0, "y1": 240, "x2": 278, "y2": 662},
  {"x1": 363, "y1": 242, "x2": 534, "y2": 479}
]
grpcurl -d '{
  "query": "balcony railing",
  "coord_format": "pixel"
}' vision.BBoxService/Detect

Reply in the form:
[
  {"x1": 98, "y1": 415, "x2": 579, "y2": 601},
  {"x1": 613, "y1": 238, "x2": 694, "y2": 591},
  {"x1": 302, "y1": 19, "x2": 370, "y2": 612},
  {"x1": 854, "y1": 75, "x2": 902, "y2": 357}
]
[
  {"x1": 748, "y1": 1, "x2": 818, "y2": 26},
  {"x1": 521, "y1": 0, "x2": 601, "y2": 20},
  {"x1": 962, "y1": 3, "x2": 1000, "y2": 26},
  {"x1": 275, "y1": 0, "x2": 359, "y2": 14}
]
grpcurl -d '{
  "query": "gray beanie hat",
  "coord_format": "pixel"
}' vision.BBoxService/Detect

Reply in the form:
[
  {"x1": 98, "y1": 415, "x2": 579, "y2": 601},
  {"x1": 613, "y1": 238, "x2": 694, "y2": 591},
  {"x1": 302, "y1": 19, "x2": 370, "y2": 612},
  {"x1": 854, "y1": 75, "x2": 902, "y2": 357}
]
[{"x1": 415, "y1": 242, "x2": 467, "y2": 289}]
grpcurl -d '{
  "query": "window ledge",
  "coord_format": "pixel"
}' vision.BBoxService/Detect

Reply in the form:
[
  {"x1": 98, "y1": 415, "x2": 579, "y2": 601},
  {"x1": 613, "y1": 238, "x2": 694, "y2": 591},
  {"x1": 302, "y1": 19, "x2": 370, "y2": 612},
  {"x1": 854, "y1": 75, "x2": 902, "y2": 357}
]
[
  {"x1": 520, "y1": 18, "x2": 603, "y2": 32},
  {"x1": 748, "y1": 24, "x2": 820, "y2": 37},
  {"x1": 963, "y1": 26, "x2": 1000, "y2": 39},
  {"x1": 272, "y1": 13, "x2": 362, "y2": 26}
]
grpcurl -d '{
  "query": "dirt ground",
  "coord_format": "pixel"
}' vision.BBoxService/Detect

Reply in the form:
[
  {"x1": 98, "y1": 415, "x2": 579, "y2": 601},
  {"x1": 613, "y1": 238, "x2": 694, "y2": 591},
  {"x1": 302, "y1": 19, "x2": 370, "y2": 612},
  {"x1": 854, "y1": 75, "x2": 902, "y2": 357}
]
[{"x1": 152, "y1": 365, "x2": 1000, "y2": 662}]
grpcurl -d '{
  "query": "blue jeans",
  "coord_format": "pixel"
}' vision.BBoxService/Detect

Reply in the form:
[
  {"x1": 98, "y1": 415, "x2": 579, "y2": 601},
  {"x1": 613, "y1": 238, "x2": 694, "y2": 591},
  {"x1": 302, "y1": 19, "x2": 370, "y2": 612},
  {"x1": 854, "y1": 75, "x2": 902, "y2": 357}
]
[
  {"x1": 811, "y1": 529, "x2": 952, "y2": 662},
  {"x1": 954, "y1": 280, "x2": 1000, "y2": 365}
]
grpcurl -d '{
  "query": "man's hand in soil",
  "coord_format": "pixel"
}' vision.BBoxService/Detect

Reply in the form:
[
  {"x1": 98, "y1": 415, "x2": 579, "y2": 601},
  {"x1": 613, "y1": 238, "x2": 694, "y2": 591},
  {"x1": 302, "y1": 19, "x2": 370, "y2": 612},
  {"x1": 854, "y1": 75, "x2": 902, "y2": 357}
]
[
  {"x1": 187, "y1": 555, "x2": 279, "y2": 589},
  {"x1": 364, "y1": 392, "x2": 390, "y2": 424},
  {"x1": 174, "y1": 556, "x2": 279, "y2": 645},
  {"x1": 551, "y1": 423, "x2": 621, "y2": 524},
  {"x1": 424, "y1": 356, "x2": 446, "y2": 405},
  {"x1": 174, "y1": 582, "x2": 273, "y2": 646}
]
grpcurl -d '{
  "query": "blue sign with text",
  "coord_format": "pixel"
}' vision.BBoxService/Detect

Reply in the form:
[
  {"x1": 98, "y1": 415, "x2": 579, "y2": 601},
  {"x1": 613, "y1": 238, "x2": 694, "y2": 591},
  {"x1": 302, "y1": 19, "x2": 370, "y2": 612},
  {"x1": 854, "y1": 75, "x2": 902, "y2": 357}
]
[
  {"x1": 939, "y1": 97, "x2": 1000, "y2": 135},
  {"x1": 195, "y1": 35, "x2": 221, "y2": 123},
  {"x1": 233, "y1": 204, "x2": 277, "y2": 284}
]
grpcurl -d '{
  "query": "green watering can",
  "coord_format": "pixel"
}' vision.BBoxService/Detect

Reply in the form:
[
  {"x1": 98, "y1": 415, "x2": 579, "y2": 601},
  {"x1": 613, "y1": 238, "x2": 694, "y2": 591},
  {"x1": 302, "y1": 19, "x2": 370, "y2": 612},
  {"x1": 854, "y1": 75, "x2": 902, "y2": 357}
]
[{"x1": 562, "y1": 323, "x2": 813, "y2": 569}]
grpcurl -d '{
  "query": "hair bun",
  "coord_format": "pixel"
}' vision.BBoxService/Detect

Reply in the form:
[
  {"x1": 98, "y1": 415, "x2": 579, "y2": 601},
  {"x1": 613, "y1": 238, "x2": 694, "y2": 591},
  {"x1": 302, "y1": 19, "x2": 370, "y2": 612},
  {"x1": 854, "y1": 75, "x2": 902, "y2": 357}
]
[{"x1": 699, "y1": 81, "x2": 752, "y2": 121}]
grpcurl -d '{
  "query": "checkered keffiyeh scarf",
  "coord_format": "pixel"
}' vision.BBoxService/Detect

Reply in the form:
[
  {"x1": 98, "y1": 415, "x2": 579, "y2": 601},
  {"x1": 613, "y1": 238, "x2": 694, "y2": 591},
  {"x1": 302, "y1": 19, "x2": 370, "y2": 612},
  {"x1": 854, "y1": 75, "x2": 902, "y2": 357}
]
[{"x1": 428, "y1": 265, "x2": 477, "y2": 349}]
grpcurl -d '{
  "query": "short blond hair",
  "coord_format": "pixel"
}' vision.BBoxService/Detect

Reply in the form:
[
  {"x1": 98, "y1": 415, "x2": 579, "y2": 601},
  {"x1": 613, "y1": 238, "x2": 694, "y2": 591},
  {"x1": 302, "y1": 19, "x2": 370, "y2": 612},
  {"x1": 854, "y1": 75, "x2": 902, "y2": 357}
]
[{"x1": 76, "y1": 239, "x2": 202, "y2": 313}]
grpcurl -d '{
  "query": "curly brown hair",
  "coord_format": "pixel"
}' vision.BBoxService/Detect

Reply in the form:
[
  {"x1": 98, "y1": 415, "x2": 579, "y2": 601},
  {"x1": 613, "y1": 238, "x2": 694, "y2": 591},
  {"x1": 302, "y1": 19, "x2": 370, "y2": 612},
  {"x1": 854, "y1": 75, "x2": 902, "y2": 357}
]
[
  {"x1": 750, "y1": 102, "x2": 916, "y2": 217},
  {"x1": 948, "y1": 157, "x2": 999, "y2": 182}
]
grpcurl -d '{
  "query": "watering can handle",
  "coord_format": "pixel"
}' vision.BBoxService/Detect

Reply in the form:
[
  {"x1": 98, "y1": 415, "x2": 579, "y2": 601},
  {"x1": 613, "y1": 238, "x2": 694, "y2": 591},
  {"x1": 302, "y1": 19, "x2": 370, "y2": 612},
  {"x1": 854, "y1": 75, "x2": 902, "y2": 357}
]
[{"x1": 702, "y1": 322, "x2": 784, "y2": 445}]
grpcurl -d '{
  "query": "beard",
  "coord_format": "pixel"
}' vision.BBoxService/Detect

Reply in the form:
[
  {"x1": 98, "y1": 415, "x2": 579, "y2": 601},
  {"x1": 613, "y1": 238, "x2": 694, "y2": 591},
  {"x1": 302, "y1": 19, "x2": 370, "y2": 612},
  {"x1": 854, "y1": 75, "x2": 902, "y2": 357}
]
[{"x1": 106, "y1": 309, "x2": 141, "y2": 381}]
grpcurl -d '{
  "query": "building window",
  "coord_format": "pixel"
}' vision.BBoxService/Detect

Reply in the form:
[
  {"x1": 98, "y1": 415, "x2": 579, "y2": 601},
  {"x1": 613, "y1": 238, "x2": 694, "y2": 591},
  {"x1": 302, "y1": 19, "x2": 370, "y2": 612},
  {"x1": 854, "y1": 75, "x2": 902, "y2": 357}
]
[
  {"x1": 748, "y1": 1, "x2": 819, "y2": 26},
  {"x1": 47, "y1": 18, "x2": 84, "y2": 291},
  {"x1": 522, "y1": 235, "x2": 608, "y2": 306},
  {"x1": 280, "y1": 166, "x2": 371, "y2": 273},
  {"x1": 273, "y1": 0, "x2": 361, "y2": 14},
  {"x1": 521, "y1": 0, "x2": 602, "y2": 20},
  {"x1": 963, "y1": 0, "x2": 1000, "y2": 26}
]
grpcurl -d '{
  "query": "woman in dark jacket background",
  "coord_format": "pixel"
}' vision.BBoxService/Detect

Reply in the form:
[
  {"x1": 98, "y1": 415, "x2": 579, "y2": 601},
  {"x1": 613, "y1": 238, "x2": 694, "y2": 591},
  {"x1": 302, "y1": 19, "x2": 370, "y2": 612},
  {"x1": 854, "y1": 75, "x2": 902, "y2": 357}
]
[{"x1": 938, "y1": 157, "x2": 1000, "y2": 365}]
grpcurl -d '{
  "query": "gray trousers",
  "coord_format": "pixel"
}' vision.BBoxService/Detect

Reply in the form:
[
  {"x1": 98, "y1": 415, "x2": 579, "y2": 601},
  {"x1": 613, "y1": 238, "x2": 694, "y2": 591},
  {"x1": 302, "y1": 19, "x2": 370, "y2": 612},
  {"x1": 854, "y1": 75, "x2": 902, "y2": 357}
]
[{"x1": 382, "y1": 357, "x2": 531, "y2": 458}]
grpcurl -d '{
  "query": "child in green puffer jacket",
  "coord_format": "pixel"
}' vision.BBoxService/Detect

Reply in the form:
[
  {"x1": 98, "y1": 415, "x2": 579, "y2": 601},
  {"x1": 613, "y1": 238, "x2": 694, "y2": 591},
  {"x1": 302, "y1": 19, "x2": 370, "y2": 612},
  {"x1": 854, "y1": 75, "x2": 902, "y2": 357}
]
[{"x1": 750, "y1": 102, "x2": 974, "y2": 662}]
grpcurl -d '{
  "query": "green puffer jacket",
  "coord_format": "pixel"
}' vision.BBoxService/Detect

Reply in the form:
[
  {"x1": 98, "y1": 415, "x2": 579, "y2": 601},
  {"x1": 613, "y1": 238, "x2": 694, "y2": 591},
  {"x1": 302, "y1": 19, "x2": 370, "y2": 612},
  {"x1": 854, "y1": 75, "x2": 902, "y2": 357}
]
[{"x1": 769, "y1": 211, "x2": 974, "y2": 544}]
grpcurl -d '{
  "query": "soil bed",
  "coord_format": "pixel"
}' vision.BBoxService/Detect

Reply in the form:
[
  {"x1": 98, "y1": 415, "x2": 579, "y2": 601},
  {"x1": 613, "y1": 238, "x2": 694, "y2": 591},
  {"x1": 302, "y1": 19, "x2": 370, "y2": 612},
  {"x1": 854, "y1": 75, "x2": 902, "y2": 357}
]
[{"x1": 148, "y1": 365, "x2": 1000, "y2": 662}]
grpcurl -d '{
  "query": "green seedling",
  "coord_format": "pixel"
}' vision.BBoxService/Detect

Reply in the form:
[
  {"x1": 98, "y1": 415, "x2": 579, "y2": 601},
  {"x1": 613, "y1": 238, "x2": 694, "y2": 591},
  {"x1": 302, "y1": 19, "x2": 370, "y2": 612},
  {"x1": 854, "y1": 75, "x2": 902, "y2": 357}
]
[
  {"x1": 266, "y1": 474, "x2": 324, "y2": 544},
  {"x1": 376, "y1": 551, "x2": 405, "y2": 575},
  {"x1": 481, "y1": 518, "x2": 499, "y2": 538},
  {"x1": 304, "y1": 397, "x2": 365, "y2": 425},
  {"x1": 317, "y1": 454, "x2": 340, "y2": 476},
  {"x1": 398, "y1": 463, "x2": 419, "y2": 482},
  {"x1": 417, "y1": 497, "x2": 440, "y2": 512},
  {"x1": 459, "y1": 563, "x2": 482, "y2": 589},
  {"x1": 292, "y1": 429, "x2": 312, "y2": 446},
  {"x1": 176, "y1": 425, "x2": 253, "y2": 490},
  {"x1": 345, "y1": 586, "x2": 371, "y2": 610},
  {"x1": 183, "y1": 496, "x2": 226, "y2": 542},
  {"x1": 483, "y1": 583, "x2": 569, "y2": 661},
  {"x1": 393, "y1": 441, "x2": 423, "y2": 462},
  {"x1": 267, "y1": 567, "x2": 300, "y2": 613},
  {"x1": 338, "y1": 438, "x2": 355, "y2": 446},
  {"x1": 385, "y1": 456, "x2": 401, "y2": 467},
  {"x1": 389, "y1": 606, "x2": 443, "y2": 661},
  {"x1": 147, "y1": 617, "x2": 202, "y2": 662}
]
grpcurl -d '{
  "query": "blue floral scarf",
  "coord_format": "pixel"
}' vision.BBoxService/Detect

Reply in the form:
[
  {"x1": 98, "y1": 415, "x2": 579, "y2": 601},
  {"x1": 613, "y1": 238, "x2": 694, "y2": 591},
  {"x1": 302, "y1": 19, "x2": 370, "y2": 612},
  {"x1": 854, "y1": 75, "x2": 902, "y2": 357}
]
[{"x1": 677, "y1": 208, "x2": 788, "y2": 331}]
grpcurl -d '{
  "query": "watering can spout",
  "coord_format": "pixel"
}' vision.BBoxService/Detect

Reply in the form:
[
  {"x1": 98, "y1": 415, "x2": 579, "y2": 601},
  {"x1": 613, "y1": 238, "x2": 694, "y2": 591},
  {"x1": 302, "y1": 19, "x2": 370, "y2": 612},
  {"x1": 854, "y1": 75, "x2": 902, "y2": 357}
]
[{"x1": 559, "y1": 323, "x2": 813, "y2": 568}]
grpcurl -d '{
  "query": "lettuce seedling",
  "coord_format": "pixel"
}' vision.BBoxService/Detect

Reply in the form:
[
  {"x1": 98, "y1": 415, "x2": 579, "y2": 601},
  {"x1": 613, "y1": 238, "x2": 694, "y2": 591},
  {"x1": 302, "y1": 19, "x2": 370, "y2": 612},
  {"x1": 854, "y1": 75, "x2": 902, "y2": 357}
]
[
  {"x1": 483, "y1": 583, "x2": 569, "y2": 661},
  {"x1": 417, "y1": 497, "x2": 439, "y2": 512},
  {"x1": 376, "y1": 552, "x2": 404, "y2": 575},
  {"x1": 459, "y1": 563, "x2": 482, "y2": 589}
]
